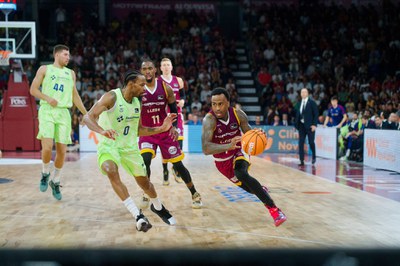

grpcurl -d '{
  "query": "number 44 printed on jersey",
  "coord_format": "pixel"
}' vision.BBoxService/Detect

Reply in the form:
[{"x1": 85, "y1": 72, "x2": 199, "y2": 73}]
[{"x1": 53, "y1": 83, "x2": 64, "y2": 92}]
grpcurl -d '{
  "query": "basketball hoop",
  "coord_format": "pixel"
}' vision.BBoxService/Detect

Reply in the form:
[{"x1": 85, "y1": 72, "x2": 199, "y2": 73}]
[{"x1": 0, "y1": 50, "x2": 11, "y2": 66}]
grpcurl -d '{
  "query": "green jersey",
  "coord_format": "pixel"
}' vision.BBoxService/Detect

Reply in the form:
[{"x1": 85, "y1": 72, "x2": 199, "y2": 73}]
[
  {"x1": 97, "y1": 88, "x2": 141, "y2": 151},
  {"x1": 40, "y1": 64, "x2": 74, "y2": 108}
]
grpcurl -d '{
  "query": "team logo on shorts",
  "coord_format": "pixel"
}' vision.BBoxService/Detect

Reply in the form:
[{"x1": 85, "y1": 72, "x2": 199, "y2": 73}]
[{"x1": 168, "y1": 146, "x2": 178, "y2": 155}]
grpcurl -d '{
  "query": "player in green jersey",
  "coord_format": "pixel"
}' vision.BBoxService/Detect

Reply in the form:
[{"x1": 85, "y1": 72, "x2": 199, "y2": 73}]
[
  {"x1": 83, "y1": 70, "x2": 177, "y2": 232},
  {"x1": 30, "y1": 44, "x2": 87, "y2": 201}
]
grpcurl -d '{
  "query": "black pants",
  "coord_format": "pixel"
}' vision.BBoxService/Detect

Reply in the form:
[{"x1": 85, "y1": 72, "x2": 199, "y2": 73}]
[{"x1": 298, "y1": 122, "x2": 316, "y2": 162}]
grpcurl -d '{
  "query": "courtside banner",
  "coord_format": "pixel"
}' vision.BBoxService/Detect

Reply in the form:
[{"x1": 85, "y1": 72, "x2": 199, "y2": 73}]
[
  {"x1": 315, "y1": 127, "x2": 337, "y2": 159},
  {"x1": 80, "y1": 125, "x2": 305, "y2": 154},
  {"x1": 364, "y1": 129, "x2": 400, "y2": 173},
  {"x1": 79, "y1": 125, "x2": 98, "y2": 152}
]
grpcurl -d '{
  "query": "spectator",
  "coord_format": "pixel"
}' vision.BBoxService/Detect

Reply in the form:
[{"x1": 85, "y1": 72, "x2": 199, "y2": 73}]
[
  {"x1": 323, "y1": 96, "x2": 347, "y2": 128},
  {"x1": 271, "y1": 114, "x2": 282, "y2": 126},
  {"x1": 187, "y1": 114, "x2": 202, "y2": 125}
]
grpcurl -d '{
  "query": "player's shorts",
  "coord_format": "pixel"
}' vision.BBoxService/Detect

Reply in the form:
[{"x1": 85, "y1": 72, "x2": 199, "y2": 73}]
[
  {"x1": 97, "y1": 144, "x2": 147, "y2": 177},
  {"x1": 177, "y1": 112, "x2": 184, "y2": 141},
  {"x1": 37, "y1": 105, "x2": 72, "y2": 144},
  {"x1": 139, "y1": 131, "x2": 184, "y2": 163},
  {"x1": 214, "y1": 149, "x2": 250, "y2": 185}
]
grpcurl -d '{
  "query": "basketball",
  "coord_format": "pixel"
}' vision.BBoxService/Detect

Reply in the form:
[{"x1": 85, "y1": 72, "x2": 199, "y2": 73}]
[{"x1": 241, "y1": 129, "x2": 267, "y2": 156}]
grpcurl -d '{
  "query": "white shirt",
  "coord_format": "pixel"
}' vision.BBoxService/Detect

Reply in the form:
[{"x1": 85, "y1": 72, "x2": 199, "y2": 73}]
[
  {"x1": 300, "y1": 98, "x2": 308, "y2": 123},
  {"x1": 300, "y1": 98, "x2": 308, "y2": 114}
]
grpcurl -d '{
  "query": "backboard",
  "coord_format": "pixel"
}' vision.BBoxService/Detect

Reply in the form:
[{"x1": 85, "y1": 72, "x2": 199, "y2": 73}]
[{"x1": 0, "y1": 21, "x2": 36, "y2": 59}]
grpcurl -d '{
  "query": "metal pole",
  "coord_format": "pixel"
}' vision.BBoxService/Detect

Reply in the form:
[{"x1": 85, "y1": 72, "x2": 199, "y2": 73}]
[{"x1": 2, "y1": 9, "x2": 12, "y2": 51}]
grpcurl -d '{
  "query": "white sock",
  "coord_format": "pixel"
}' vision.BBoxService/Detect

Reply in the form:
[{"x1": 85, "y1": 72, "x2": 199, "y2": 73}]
[
  {"x1": 52, "y1": 168, "x2": 62, "y2": 183},
  {"x1": 123, "y1": 197, "x2": 140, "y2": 218},
  {"x1": 150, "y1": 197, "x2": 162, "y2": 211},
  {"x1": 42, "y1": 162, "x2": 51, "y2": 174}
]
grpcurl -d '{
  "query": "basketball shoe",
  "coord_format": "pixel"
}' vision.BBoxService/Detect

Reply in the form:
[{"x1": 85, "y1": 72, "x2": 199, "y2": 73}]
[
  {"x1": 135, "y1": 211, "x2": 152, "y2": 232},
  {"x1": 268, "y1": 207, "x2": 287, "y2": 227},
  {"x1": 138, "y1": 193, "x2": 150, "y2": 209},
  {"x1": 163, "y1": 169, "x2": 170, "y2": 186},
  {"x1": 150, "y1": 204, "x2": 176, "y2": 225},
  {"x1": 40, "y1": 173, "x2": 50, "y2": 192},
  {"x1": 49, "y1": 180, "x2": 62, "y2": 200},
  {"x1": 172, "y1": 166, "x2": 183, "y2": 183},
  {"x1": 192, "y1": 192, "x2": 203, "y2": 209}
]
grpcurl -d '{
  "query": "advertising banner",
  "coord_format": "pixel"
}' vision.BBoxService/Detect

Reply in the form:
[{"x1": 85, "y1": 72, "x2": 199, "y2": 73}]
[
  {"x1": 315, "y1": 127, "x2": 338, "y2": 160},
  {"x1": 364, "y1": 129, "x2": 400, "y2": 173}
]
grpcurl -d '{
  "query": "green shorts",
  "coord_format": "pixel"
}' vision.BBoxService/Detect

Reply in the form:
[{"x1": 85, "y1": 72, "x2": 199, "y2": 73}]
[
  {"x1": 97, "y1": 145, "x2": 147, "y2": 177},
  {"x1": 37, "y1": 105, "x2": 72, "y2": 144}
]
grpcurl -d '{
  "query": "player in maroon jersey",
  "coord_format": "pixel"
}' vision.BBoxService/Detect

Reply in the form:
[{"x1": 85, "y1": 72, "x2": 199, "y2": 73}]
[
  {"x1": 159, "y1": 58, "x2": 185, "y2": 185},
  {"x1": 202, "y1": 87, "x2": 286, "y2": 227},
  {"x1": 139, "y1": 59, "x2": 202, "y2": 209}
]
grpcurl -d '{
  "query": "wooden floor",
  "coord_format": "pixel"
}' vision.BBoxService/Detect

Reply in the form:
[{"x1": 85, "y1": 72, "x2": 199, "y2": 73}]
[{"x1": 1, "y1": 152, "x2": 400, "y2": 249}]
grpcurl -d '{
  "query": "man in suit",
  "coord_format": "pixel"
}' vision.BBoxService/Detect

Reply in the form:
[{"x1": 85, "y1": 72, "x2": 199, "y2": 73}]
[{"x1": 295, "y1": 88, "x2": 319, "y2": 166}]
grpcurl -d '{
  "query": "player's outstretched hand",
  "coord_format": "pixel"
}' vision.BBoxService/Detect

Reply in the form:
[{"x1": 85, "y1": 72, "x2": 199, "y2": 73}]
[
  {"x1": 228, "y1": 136, "x2": 242, "y2": 150},
  {"x1": 101, "y1": 129, "x2": 118, "y2": 140}
]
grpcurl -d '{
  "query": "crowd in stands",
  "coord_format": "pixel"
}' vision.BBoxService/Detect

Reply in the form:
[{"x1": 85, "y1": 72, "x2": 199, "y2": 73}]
[
  {"x1": 2, "y1": 2, "x2": 399, "y2": 157},
  {"x1": 244, "y1": 2, "x2": 400, "y2": 132}
]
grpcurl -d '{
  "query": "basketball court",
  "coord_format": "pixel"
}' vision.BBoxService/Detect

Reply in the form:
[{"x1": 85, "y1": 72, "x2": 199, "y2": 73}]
[{"x1": 1, "y1": 151, "x2": 400, "y2": 249}]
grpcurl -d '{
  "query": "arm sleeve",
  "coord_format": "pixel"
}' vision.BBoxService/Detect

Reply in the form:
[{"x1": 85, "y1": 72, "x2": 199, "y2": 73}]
[
  {"x1": 179, "y1": 88, "x2": 186, "y2": 100},
  {"x1": 168, "y1": 102, "x2": 178, "y2": 127}
]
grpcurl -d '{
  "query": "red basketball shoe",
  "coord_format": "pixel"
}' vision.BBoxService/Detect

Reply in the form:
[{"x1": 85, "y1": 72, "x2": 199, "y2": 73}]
[{"x1": 268, "y1": 207, "x2": 287, "y2": 227}]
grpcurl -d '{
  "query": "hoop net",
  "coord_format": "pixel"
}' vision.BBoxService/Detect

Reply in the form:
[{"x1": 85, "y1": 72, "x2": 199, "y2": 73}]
[{"x1": 0, "y1": 50, "x2": 11, "y2": 66}]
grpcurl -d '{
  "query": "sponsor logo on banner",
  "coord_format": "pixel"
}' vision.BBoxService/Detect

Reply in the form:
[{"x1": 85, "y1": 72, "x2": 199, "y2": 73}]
[
  {"x1": 10, "y1": 96, "x2": 28, "y2": 107},
  {"x1": 364, "y1": 129, "x2": 399, "y2": 173},
  {"x1": 366, "y1": 138, "x2": 377, "y2": 158},
  {"x1": 263, "y1": 127, "x2": 300, "y2": 153},
  {"x1": 315, "y1": 127, "x2": 337, "y2": 159}
]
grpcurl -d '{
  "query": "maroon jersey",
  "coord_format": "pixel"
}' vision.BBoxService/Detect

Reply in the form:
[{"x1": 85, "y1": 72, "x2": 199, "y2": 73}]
[
  {"x1": 161, "y1": 75, "x2": 184, "y2": 139},
  {"x1": 141, "y1": 78, "x2": 169, "y2": 128},
  {"x1": 161, "y1": 75, "x2": 181, "y2": 101},
  {"x1": 210, "y1": 107, "x2": 242, "y2": 161}
]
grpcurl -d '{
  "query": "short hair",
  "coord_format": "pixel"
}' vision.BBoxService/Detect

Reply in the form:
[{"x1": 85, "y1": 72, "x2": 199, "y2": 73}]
[
  {"x1": 211, "y1": 87, "x2": 230, "y2": 101},
  {"x1": 161, "y1": 58, "x2": 172, "y2": 64},
  {"x1": 53, "y1": 44, "x2": 69, "y2": 55},
  {"x1": 141, "y1": 57, "x2": 155, "y2": 67},
  {"x1": 331, "y1": 96, "x2": 338, "y2": 101},
  {"x1": 123, "y1": 70, "x2": 143, "y2": 86}
]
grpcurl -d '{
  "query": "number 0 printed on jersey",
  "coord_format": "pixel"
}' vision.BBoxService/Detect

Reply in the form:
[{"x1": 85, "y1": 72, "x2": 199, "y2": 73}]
[
  {"x1": 53, "y1": 83, "x2": 64, "y2": 92},
  {"x1": 123, "y1": 126, "x2": 130, "y2": 135}
]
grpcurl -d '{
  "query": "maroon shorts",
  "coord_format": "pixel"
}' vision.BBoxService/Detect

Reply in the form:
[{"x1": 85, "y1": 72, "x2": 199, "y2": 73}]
[
  {"x1": 139, "y1": 131, "x2": 184, "y2": 163},
  {"x1": 214, "y1": 149, "x2": 249, "y2": 185}
]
